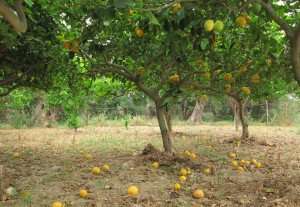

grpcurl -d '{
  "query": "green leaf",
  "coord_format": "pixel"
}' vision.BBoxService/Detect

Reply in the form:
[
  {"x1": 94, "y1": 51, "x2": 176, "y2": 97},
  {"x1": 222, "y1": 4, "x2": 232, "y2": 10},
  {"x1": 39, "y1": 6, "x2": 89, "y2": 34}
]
[
  {"x1": 113, "y1": 0, "x2": 132, "y2": 8},
  {"x1": 200, "y1": 38, "x2": 209, "y2": 50},
  {"x1": 146, "y1": 12, "x2": 160, "y2": 26}
]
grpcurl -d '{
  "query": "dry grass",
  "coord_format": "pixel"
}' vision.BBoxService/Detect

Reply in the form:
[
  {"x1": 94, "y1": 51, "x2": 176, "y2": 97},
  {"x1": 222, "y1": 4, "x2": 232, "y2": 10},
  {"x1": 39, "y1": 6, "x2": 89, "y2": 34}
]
[{"x1": 0, "y1": 124, "x2": 300, "y2": 207}]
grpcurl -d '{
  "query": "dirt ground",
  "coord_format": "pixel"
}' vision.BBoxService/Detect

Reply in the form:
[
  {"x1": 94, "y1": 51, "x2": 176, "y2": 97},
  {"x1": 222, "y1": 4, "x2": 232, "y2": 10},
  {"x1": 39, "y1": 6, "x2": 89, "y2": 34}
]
[{"x1": 0, "y1": 124, "x2": 300, "y2": 207}]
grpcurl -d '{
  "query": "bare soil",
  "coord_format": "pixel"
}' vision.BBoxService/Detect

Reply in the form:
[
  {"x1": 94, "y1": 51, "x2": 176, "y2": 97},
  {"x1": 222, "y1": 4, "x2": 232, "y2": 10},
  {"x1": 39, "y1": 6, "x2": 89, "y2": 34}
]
[{"x1": 0, "y1": 125, "x2": 300, "y2": 207}]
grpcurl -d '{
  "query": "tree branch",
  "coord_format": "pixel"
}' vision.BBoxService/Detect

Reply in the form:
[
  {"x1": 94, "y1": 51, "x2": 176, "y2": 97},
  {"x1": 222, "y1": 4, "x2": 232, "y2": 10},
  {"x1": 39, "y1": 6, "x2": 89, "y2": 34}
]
[
  {"x1": 254, "y1": 0, "x2": 294, "y2": 40},
  {"x1": 0, "y1": 0, "x2": 27, "y2": 33}
]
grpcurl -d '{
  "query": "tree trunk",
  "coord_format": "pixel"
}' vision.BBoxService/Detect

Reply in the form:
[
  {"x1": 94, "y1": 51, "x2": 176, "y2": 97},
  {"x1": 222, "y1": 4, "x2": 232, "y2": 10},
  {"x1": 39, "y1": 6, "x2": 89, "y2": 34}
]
[
  {"x1": 236, "y1": 99, "x2": 249, "y2": 139},
  {"x1": 155, "y1": 103, "x2": 172, "y2": 153},
  {"x1": 165, "y1": 110, "x2": 172, "y2": 132},
  {"x1": 266, "y1": 100, "x2": 269, "y2": 125},
  {"x1": 291, "y1": 27, "x2": 300, "y2": 85},
  {"x1": 229, "y1": 98, "x2": 240, "y2": 131},
  {"x1": 189, "y1": 100, "x2": 206, "y2": 123}
]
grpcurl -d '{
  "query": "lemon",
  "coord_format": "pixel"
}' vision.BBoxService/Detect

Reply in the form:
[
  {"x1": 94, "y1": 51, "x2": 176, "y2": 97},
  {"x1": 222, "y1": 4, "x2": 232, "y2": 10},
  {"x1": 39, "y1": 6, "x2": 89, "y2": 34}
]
[
  {"x1": 127, "y1": 185, "x2": 139, "y2": 197},
  {"x1": 152, "y1": 161, "x2": 159, "y2": 169},
  {"x1": 52, "y1": 201, "x2": 64, "y2": 207},
  {"x1": 224, "y1": 84, "x2": 232, "y2": 93},
  {"x1": 255, "y1": 162, "x2": 262, "y2": 168},
  {"x1": 192, "y1": 189, "x2": 205, "y2": 199},
  {"x1": 102, "y1": 164, "x2": 110, "y2": 171},
  {"x1": 204, "y1": 20, "x2": 214, "y2": 32},
  {"x1": 174, "y1": 183, "x2": 181, "y2": 191},
  {"x1": 214, "y1": 20, "x2": 224, "y2": 32},
  {"x1": 251, "y1": 73, "x2": 260, "y2": 84},
  {"x1": 169, "y1": 74, "x2": 180, "y2": 83},
  {"x1": 91, "y1": 167, "x2": 101, "y2": 175},
  {"x1": 231, "y1": 160, "x2": 239, "y2": 168},
  {"x1": 228, "y1": 152, "x2": 237, "y2": 159},
  {"x1": 236, "y1": 16, "x2": 248, "y2": 27},
  {"x1": 172, "y1": 2, "x2": 182, "y2": 13},
  {"x1": 79, "y1": 189, "x2": 88, "y2": 198},
  {"x1": 179, "y1": 175, "x2": 187, "y2": 183},
  {"x1": 179, "y1": 168, "x2": 188, "y2": 176},
  {"x1": 241, "y1": 86, "x2": 251, "y2": 95},
  {"x1": 203, "y1": 167, "x2": 211, "y2": 175},
  {"x1": 190, "y1": 153, "x2": 197, "y2": 160},
  {"x1": 224, "y1": 73, "x2": 233, "y2": 81},
  {"x1": 135, "y1": 28, "x2": 144, "y2": 38}
]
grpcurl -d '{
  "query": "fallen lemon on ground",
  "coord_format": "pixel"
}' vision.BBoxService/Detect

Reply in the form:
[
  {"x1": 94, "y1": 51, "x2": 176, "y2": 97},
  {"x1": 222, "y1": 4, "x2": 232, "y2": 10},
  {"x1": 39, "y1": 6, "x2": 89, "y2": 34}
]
[
  {"x1": 192, "y1": 189, "x2": 205, "y2": 199},
  {"x1": 186, "y1": 167, "x2": 192, "y2": 175},
  {"x1": 239, "y1": 160, "x2": 246, "y2": 166},
  {"x1": 251, "y1": 159, "x2": 257, "y2": 165},
  {"x1": 179, "y1": 168, "x2": 188, "y2": 176},
  {"x1": 79, "y1": 189, "x2": 88, "y2": 198},
  {"x1": 203, "y1": 167, "x2": 211, "y2": 175},
  {"x1": 174, "y1": 183, "x2": 181, "y2": 191},
  {"x1": 231, "y1": 160, "x2": 239, "y2": 168},
  {"x1": 151, "y1": 161, "x2": 159, "y2": 169},
  {"x1": 255, "y1": 162, "x2": 262, "y2": 168},
  {"x1": 13, "y1": 152, "x2": 20, "y2": 158},
  {"x1": 102, "y1": 164, "x2": 110, "y2": 171},
  {"x1": 184, "y1": 150, "x2": 191, "y2": 157},
  {"x1": 228, "y1": 152, "x2": 237, "y2": 159},
  {"x1": 169, "y1": 74, "x2": 180, "y2": 83},
  {"x1": 236, "y1": 166, "x2": 245, "y2": 173},
  {"x1": 84, "y1": 153, "x2": 93, "y2": 160},
  {"x1": 204, "y1": 19, "x2": 214, "y2": 32},
  {"x1": 179, "y1": 175, "x2": 187, "y2": 183},
  {"x1": 128, "y1": 185, "x2": 139, "y2": 197},
  {"x1": 52, "y1": 201, "x2": 64, "y2": 207},
  {"x1": 190, "y1": 153, "x2": 197, "y2": 160},
  {"x1": 91, "y1": 167, "x2": 101, "y2": 175}
]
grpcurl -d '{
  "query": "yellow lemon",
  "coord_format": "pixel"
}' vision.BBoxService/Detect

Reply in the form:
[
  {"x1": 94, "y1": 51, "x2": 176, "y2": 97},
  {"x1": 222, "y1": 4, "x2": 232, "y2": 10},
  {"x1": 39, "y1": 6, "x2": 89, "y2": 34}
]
[
  {"x1": 192, "y1": 189, "x2": 205, "y2": 199},
  {"x1": 241, "y1": 86, "x2": 251, "y2": 95},
  {"x1": 204, "y1": 20, "x2": 214, "y2": 32},
  {"x1": 228, "y1": 152, "x2": 237, "y2": 159},
  {"x1": 79, "y1": 189, "x2": 88, "y2": 198},
  {"x1": 127, "y1": 185, "x2": 139, "y2": 197},
  {"x1": 203, "y1": 167, "x2": 211, "y2": 175},
  {"x1": 152, "y1": 161, "x2": 159, "y2": 169},
  {"x1": 179, "y1": 168, "x2": 188, "y2": 176},
  {"x1": 251, "y1": 73, "x2": 260, "y2": 84},
  {"x1": 135, "y1": 28, "x2": 144, "y2": 38},
  {"x1": 172, "y1": 2, "x2": 182, "y2": 13},
  {"x1": 231, "y1": 160, "x2": 239, "y2": 168},
  {"x1": 52, "y1": 201, "x2": 64, "y2": 207},
  {"x1": 236, "y1": 16, "x2": 248, "y2": 27},
  {"x1": 174, "y1": 183, "x2": 181, "y2": 191},
  {"x1": 255, "y1": 162, "x2": 262, "y2": 168},
  {"x1": 102, "y1": 164, "x2": 110, "y2": 171},
  {"x1": 91, "y1": 167, "x2": 101, "y2": 175},
  {"x1": 179, "y1": 175, "x2": 187, "y2": 183}
]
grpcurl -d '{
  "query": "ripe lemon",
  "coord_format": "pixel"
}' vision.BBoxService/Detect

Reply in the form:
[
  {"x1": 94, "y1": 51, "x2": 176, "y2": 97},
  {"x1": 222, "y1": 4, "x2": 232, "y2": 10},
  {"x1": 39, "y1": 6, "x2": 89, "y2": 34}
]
[
  {"x1": 251, "y1": 73, "x2": 260, "y2": 84},
  {"x1": 241, "y1": 86, "x2": 251, "y2": 95},
  {"x1": 190, "y1": 153, "x2": 197, "y2": 160},
  {"x1": 236, "y1": 16, "x2": 248, "y2": 27},
  {"x1": 172, "y1": 2, "x2": 182, "y2": 13},
  {"x1": 169, "y1": 74, "x2": 180, "y2": 83},
  {"x1": 102, "y1": 164, "x2": 110, "y2": 171},
  {"x1": 231, "y1": 160, "x2": 239, "y2": 168},
  {"x1": 245, "y1": 160, "x2": 251, "y2": 166},
  {"x1": 91, "y1": 167, "x2": 101, "y2": 175},
  {"x1": 236, "y1": 166, "x2": 245, "y2": 173},
  {"x1": 174, "y1": 183, "x2": 181, "y2": 191},
  {"x1": 224, "y1": 73, "x2": 233, "y2": 81},
  {"x1": 203, "y1": 167, "x2": 211, "y2": 175},
  {"x1": 13, "y1": 152, "x2": 20, "y2": 158},
  {"x1": 204, "y1": 20, "x2": 214, "y2": 32},
  {"x1": 52, "y1": 201, "x2": 64, "y2": 207},
  {"x1": 239, "y1": 160, "x2": 246, "y2": 166},
  {"x1": 179, "y1": 175, "x2": 187, "y2": 183},
  {"x1": 179, "y1": 168, "x2": 188, "y2": 176},
  {"x1": 255, "y1": 162, "x2": 262, "y2": 168},
  {"x1": 192, "y1": 189, "x2": 205, "y2": 199},
  {"x1": 228, "y1": 152, "x2": 237, "y2": 159},
  {"x1": 214, "y1": 20, "x2": 224, "y2": 32},
  {"x1": 152, "y1": 161, "x2": 159, "y2": 169},
  {"x1": 135, "y1": 28, "x2": 144, "y2": 38},
  {"x1": 84, "y1": 153, "x2": 93, "y2": 160},
  {"x1": 184, "y1": 150, "x2": 191, "y2": 157},
  {"x1": 79, "y1": 189, "x2": 88, "y2": 198},
  {"x1": 127, "y1": 185, "x2": 139, "y2": 197},
  {"x1": 251, "y1": 159, "x2": 258, "y2": 165},
  {"x1": 186, "y1": 167, "x2": 192, "y2": 175}
]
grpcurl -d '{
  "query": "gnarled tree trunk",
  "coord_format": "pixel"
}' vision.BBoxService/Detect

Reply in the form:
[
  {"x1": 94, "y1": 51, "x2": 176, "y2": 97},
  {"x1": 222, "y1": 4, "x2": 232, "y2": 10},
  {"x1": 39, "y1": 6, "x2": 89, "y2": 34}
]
[
  {"x1": 291, "y1": 27, "x2": 300, "y2": 85},
  {"x1": 155, "y1": 102, "x2": 172, "y2": 153},
  {"x1": 0, "y1": 0, "x2": 27, "y2": 33},
  {"x1": 229, "y1": 98, "x2": 240, "y2": 131}
]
